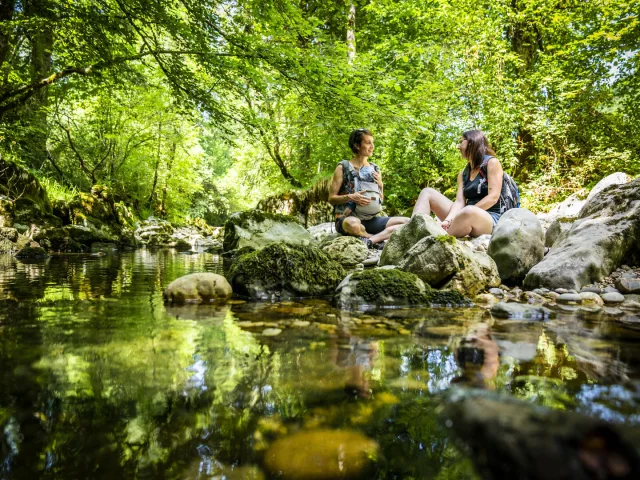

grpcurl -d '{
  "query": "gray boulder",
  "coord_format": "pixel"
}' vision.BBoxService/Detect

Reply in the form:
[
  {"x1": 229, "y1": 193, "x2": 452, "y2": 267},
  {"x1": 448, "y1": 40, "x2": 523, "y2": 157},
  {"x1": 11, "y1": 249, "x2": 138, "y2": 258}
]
[
  {"x1": 308, "y1": 221, "x2": 340, "y2": 246},
  {"x1": 321, "y1": 236, "x2": 369, "y2": 267},
  {"x1": 163, "y1": 273, "x2": 233, "y2": 304},
  {"x1": 223, "y1": 210, "x2": 312, "y2": 252},
  {"x1": 379, "y1": 214, "x2": 445, "y2": 266},
  {"x1": 544, "y1": 218, "x2": 574, "y2": 248},
  {"x1": 524, "y1": 178, "x2": 640, "y2": 291},
  {"x1": 488, "y1": 209, "x2": 544, "y2": 285},
  {"x1": 395, "y1": 234, "x2": 500, "y2": 296}
]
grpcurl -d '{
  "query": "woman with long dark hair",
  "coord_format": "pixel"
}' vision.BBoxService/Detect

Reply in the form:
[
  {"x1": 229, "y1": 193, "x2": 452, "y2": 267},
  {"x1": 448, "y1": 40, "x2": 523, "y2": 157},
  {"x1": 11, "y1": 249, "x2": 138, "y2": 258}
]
[{"x1": 412, "y1": 129, "x2": 504, "y2": 237}]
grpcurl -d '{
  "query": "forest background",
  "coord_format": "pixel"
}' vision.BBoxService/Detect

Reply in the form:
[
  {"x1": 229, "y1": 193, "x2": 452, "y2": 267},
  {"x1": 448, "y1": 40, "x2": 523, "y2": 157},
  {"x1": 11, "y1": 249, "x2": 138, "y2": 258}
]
[{"x1": 1, "y1": 0, "x2": 638, "y2": 225}]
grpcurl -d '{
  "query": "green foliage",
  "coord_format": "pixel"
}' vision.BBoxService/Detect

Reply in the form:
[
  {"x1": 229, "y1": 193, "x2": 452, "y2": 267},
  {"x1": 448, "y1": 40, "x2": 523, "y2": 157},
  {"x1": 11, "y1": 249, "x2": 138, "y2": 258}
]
[{"x1": 0, "y1": 0, "x2": 639, "y2": 222}]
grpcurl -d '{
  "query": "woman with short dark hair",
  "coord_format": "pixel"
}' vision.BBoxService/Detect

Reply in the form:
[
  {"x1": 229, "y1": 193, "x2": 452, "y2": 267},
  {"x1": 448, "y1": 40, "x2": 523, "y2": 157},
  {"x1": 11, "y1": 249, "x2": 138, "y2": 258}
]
[
  {"x1": 328, "y1": 128, "x2": 409, "y2": 248},
  {"x1": 412, "y1": 129, "x2": 504, "y2": 237}
]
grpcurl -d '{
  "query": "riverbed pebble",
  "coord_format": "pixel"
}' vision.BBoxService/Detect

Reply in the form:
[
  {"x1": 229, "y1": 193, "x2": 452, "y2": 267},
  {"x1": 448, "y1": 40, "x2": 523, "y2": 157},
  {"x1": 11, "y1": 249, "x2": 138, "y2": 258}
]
[
  {"x1": 490, "y1": 302, "x2": 554, "y2": 320},
  {"x1": 489, "y1": 288, "x2": 504, "y2": 297},
  {"x1": 603, "y1": 307, "x2": 624, "y2": 317},
  {"x1": 262, "y1": 328, "x2": 282, "y2": 336},
  {"x1": 555, "y1": 288, "x2": 569, "y2": 294},
  {"x1": 579, "y1": 292, "x2": 604, "y2": 306},
  {"x1": 603, "y1": 286, "x2": 620, "y2": 294},
  {"x1": 601, "y1": 292, "x2": 625, "y2": 304},
  {"x1": 580, "y1": 286, "x2": 602, "y2": 294},
  {"x1": 621, "y1": 300, "x2": 640, "y2": 311},
  {"x1": 557, "y1": 293, "x2": 582, "y2": 304},
  {"x1": 523, "y1": 291, "x2": 546, "y2": 305}
]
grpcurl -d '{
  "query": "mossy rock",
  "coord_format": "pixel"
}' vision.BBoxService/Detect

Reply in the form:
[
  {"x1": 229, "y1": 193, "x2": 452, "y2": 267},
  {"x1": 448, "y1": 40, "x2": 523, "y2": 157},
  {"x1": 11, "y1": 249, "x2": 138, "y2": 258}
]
[
  {"x1": 15, "y1": 245, "x2": 48, "y2": 259},
  {"x1": 223, "y1": 209, "x2": 311, "y2": 252},
  {"x1": 0, "y1": 157, "x2": 51, "y2": 213},
  {"x1": 321, "y1": 236, "x2": 369, "y2": 267},
  {"x1": 0, "y1": 195, "x2": 15, "y2": 227},
  {"x1": 228, "y1": 243, "x2": 345, "y2": 300},
  {"x1": 173, "y1": 238, "x2": 192, "y2": 251},
  {"x1": 335, "y1": 267, "x2": 471, "y2": 309},
  {"x1": 264, "y1": 429, "x2": 379, "y2": 480}
]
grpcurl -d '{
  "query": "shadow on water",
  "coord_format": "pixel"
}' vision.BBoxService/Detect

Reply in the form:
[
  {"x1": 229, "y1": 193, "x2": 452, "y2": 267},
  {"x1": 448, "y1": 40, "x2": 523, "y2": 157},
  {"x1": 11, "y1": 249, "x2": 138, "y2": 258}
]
[{"x1": 1, "y1": 251, "x2": 639, "y2": 479}]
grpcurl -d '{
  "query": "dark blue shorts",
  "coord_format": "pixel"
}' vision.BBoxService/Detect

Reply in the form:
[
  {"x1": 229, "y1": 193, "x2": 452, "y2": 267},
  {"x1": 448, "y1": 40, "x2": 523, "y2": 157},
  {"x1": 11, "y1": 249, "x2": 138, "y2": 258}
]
[
  {"x1": 488, "y1": 211, "x2": 501, "y2": 226},
  {"x1": 335, "y1": 216, "x2": 390, "y2": 235}
]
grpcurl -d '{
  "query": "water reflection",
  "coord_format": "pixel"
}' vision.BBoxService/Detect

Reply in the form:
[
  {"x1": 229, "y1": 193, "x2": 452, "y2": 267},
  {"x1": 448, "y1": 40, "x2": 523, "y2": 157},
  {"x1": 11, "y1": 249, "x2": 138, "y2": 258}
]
[{"x1": 1, "y1": 252, "x2": 639, "y2": 479}]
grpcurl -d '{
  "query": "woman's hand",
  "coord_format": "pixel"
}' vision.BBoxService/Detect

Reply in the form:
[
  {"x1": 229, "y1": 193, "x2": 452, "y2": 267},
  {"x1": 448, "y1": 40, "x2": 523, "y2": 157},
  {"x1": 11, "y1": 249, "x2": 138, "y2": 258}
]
[
  {"x1": 348, "y1": 191, "x2": 372, "y2": 206},
  {"x1": 373, "y1": 171, "x2": 383, "y2": 190}
]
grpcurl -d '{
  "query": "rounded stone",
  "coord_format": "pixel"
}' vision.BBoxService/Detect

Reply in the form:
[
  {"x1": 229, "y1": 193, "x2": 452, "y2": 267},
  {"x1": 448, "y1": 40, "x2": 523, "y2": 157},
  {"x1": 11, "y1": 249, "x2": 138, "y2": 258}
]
[
  {"x1": 601, "y1": 292, "x2": 625, "y2": 304},
  {"x1": 489, "y1": 288, "x2": 504, "y2": 296},
  {"x1": 474, "y1": 293, "x2": 499, "y2": 306},
  {"x1": 555, "y1": 288, "x2": 569, "y2": 294},
  {"x1": 615, "y1": 278, "x2": 640, "y2": 294},
  {"x1": 579, "y1": 292, "x2": 604, "y2": 306},
  {"x1": 557, "y1": 293, "x2": 582, "y2": 304},
  {"x1": 580, "y1": 286, "x2": 602, "y2": 294},
  {"x1": 262, "y1": 328, "x2": 282, "y2": 336},
  {"x1": 264, "y1": 429, "x2": 379, "y2": 480},
  {"x1": 603, "y1": 286, "x2": 620, "y2": 294},
  {"x1": 163, "y1": 273, "x2": 232, "y2": 304}
]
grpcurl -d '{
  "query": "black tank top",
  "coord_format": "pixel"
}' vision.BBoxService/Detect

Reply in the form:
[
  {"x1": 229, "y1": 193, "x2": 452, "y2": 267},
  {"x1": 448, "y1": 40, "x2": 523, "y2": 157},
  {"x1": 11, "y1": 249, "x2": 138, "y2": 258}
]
[{"x1": 462, "y1": 162, "x2": 501, "y2": 215}]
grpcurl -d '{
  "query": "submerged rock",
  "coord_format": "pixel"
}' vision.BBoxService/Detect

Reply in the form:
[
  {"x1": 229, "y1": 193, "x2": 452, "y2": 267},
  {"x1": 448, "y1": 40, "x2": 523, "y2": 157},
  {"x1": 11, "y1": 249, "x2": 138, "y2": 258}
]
[
  {"x1": 15, "y1": 245, "x2": 48, "y2": 259},
  {"x1": 263, "y1": 429, "x2": 379, "y2": 480},
  {"x1": 321, "y1": 236, "x2": 369, "y2": 268},
  {"x1": 223, "y1": 210, "x2": 312, "y2": 252},
  {"x1": 525, "y1": 178, "x2": 640, "y2": 291},
  {"x1": 163, "y1": 273, "x2": 232, "y2": 304},
  {"x1": 442, "y1": 389, "x2": 640, "y2": 480},
  {"x1": 488, "y1": 209, "x2": 544, "y2": 284},
  {"x1": 228, "y1": 243, "x2": 345, "y2": 300},
  {"x1": 490, "y1": 302, "x2": 554, "y2": 320}
]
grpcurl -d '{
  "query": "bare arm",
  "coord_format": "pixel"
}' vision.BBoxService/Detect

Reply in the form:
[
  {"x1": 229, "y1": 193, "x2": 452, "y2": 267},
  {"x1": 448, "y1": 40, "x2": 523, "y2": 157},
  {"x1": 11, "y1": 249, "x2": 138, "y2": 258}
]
[
  {"x1": 328, "y1": 164, "x2": 370, "y2": 206},
  {"x1": 474, "y1": 157, "x2": 503, "y2": 210},
  {"x1": 442, "y1": 171, "x2": 466, "y2": 228}
]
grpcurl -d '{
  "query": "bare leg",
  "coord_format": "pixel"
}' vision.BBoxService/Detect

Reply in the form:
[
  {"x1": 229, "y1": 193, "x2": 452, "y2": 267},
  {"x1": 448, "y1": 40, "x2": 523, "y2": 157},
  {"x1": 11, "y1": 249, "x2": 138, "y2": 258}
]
[
  {"x1": 368, "y1": 217, "x2": 409, "y2": 243},
  {"x1": 341, "y1": 217, "x2": 369, "y2": 237},
  {"x1": 412, "y1": 188, "x2": 454, "y2": 220},
  {"x1": 447, "y1": 206, "x2": 494, "y2": 238}
]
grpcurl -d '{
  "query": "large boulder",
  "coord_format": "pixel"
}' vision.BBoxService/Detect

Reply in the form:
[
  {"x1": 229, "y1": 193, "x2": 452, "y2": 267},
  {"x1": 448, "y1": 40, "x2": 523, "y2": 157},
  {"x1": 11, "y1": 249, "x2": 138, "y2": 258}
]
[
  {"x1": 264, "y1": 429, "x2": 379, "y2": 480},
  {"x1": 391, "y1": 234, "x2": 500, "y2": 296},
  {"x1": 335, "y1": 267, "x2": 470, "y2": 310},
  {"x1": 34, "y1": 224, "x2": 119, "y2": 252},
  {"x1": 223, "y1": 210, "x2": 312, "y2": 252},
  {"x1": 544, "y1": 217, "x2": 574, "y2": 248},
  {"x1": 163, "y1": 273, "x2": 232, "y2": 304},
  {"x1": 308, "y1": 221, "x2": 340, "y2": 246},
  {"x1": 134, "y1": 217, "x2": 174, "y2": 246},
  {"x1": 487, "y1": 209, "x2": 544, "y2": 285},
  {"x1": 228, "y1": 243, "x2": 345, "y2": 300},
  {"x1": 321, "y1": 236, "x2": 369, "y2": 267},
  {"x1": 379, "y1": 214, "x2": 445, "y2": 266},
  {"x1": 525, "y1": 178, "x2": 640, "y2": 291}
]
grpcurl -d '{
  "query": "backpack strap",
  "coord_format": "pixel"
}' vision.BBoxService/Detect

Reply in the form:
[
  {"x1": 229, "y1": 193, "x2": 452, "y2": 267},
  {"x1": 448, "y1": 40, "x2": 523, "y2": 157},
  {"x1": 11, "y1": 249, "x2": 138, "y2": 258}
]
[
  {"x1": 477, "y1": 155, "x2": 495, "y2": 179},
  {"x1": 339, "y1": 159, "x2": 360, "y2": 192}
]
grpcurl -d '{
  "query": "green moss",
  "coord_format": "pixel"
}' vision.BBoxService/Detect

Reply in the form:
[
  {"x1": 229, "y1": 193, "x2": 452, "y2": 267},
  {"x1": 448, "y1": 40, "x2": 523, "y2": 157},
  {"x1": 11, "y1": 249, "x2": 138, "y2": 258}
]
[
  {"x1": 424, "y1": 289, "x2": 471, "y2": 306},
  {"x1": 435, "y1": 234, "x2": 457, "y2": 244},
  {"x1": 351, "y1": 269, "x2": 427, "y2": 304},
  {"x1": 228, "y1": 243, "x2": 345, "y2": 293},
  {"x1": 350, "y1": 268, "x2": 471, "y2": 306}
]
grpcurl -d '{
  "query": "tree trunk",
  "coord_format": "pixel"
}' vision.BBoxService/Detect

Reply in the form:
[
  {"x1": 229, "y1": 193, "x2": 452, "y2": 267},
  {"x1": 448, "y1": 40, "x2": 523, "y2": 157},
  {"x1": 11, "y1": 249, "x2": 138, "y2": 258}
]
[
  {"x1": 147, "y1": 120, "x2": 162, "y2": 208},
  {"x1": 347, "y1": 0, "x2": 356, "y2": 63},
  {"x1": 160, "y1": 140, "x2": 176, "y2": 217},
  {"x1": 23, "y1": 0, "x2": 54, "y2": 168},
  {"x1": 0, "y1": 1, "x2": 16, "y2": 70}
]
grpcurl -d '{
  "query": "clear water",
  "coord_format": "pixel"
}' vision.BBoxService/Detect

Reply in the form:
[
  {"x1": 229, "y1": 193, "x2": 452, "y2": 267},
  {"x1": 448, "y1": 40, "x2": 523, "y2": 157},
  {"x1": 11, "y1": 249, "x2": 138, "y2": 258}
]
[{"x1": 1, "y1": 251, "x2": 639, "y2": 479}]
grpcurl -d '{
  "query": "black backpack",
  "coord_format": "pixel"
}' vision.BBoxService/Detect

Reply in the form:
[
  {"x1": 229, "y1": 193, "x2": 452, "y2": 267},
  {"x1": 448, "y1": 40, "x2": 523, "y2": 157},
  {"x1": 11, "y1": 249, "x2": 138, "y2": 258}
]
[{"x1": 476, "y1": 156, "x2": 521, "y2": 213}]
